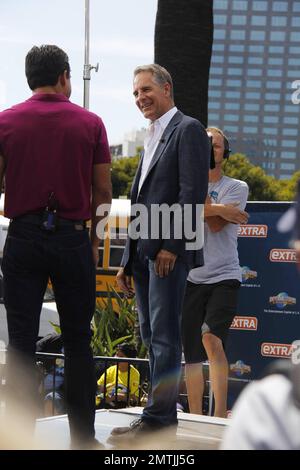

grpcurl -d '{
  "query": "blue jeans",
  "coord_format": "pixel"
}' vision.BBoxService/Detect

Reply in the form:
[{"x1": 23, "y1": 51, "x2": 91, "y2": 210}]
[
  {"x1": 132, "y1": 251, "x2": 188, "y2": 426},
  {"x1": 2, "y1": 220, "x2": 96, "y2": 444}
]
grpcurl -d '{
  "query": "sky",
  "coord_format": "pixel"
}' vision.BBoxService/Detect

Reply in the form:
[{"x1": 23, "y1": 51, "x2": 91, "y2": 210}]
[{"x1": 0, "y1": 0, "x2": 158, "y2": 144}]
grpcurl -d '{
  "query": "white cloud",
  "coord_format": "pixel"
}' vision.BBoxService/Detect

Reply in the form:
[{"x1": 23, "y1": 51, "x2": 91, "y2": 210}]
[
  {"x1": 90, "y1": 37, "x2": 153, "y2": 59},
  {"x1": 92, "y1": 86, "x2": 133, "y2": 104}
]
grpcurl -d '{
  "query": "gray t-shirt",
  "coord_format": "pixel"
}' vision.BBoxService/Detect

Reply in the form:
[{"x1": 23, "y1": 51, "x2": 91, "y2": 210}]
[{"x1": 188, "y1": 176, "x2": 248, "y2": 284}]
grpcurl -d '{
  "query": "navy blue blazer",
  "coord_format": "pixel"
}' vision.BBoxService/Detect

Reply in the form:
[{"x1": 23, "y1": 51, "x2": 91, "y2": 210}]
[{"x1": 122, "y1": 110, "x2": 210, "y2": 274}]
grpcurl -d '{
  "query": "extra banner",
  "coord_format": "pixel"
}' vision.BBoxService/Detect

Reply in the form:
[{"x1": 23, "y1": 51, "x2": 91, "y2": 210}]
[{"x1": 226, "y1": 201, "x2": 299, "y2": 408}]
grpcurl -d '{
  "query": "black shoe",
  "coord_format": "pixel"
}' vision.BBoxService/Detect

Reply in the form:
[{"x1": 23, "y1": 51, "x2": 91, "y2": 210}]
[
  {"x1": 108, "y1": 418, "x2": 177, "y2": 446},
  {"x1": 110, "y1": 418, "x2": 151, "y2": 436},
  {"x1": 70, "y1": 438, "x2": 105, "y2": 450}
]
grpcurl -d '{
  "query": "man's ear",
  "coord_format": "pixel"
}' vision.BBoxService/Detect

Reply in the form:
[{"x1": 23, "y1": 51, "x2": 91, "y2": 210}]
[
  {"x1": 164, "y1": 82, "x2": 171, "y2": 97},
  {"x1": 59, "y1": 70, "x2": 68, "y2": 87}
]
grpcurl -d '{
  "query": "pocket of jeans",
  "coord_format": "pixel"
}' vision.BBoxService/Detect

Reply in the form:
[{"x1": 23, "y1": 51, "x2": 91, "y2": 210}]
[
  {"x1": 1, "y1": 235, "x2": 35, "y2": 275},
  {"x1": 57, "y1": 239, "x2": 95, "y2": 285}
]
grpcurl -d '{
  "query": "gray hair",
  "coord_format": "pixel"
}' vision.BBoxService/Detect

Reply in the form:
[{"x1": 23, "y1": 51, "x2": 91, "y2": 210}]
[{"x1": 134, "y1": 64, "x2": 174, "y2": 100}]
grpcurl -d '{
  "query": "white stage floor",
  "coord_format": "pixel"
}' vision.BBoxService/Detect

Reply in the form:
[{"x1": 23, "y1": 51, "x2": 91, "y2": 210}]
[{"x1": 34, "y1": 407, "x2": 227, "y2": 450}]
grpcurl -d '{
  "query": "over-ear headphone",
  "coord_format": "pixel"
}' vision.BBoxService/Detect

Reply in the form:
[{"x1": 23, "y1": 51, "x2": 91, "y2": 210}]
[
  {"x1": 207, "y1": 127, "x2": 231, "y2": 162},
  {"x1": 223, "y1": 135, "x2": 231, "y2": 160}
]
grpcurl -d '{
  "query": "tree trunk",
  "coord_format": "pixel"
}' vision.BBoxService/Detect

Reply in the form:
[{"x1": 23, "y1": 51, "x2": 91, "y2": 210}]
[{"x1": 154, "y1": 0, "x2": 213, "y2": 127}]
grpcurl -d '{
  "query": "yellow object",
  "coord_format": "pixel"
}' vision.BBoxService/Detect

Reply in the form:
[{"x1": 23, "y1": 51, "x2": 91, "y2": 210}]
[{"x1": 96, "y1": 364, "x2": 140, "y2": 404}]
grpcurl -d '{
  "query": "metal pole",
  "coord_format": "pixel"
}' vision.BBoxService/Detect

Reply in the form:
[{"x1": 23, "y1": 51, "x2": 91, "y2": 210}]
[
  {"x1": 83, "y1": 0, "x2": 99, "y2": 110},
  {"x1": 83, "y1": 0, "x2": 90, "y2": 109}
]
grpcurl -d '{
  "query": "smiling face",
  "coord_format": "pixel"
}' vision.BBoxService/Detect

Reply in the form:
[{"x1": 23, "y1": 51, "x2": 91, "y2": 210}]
[{"x1": 133, "y1": 71, "x2": 173, "y2": 121}]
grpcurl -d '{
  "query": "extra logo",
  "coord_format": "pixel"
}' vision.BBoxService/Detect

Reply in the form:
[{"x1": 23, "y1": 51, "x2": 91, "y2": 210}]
[
  {"x1": 230, "y1": 360, "x2": 251, "y2": 377},
  {"x1": 238, "y1": 224, "x2": 268, "y2": 238},
  {"x1": 241, "y1": 266, "x2": 257, "y2": 282},
  {"x1": 269, "y1": 249, "x2": 297, "y2": 263},
  {"x1": 261, "y1": 342, "x2": 294, "y2": 358},
  {"x1": 230, "y1": 316, "x2": 258, "y2": 331},
  {"x1": 269, "y1": 292, "x2": 296, "y2": 309}
]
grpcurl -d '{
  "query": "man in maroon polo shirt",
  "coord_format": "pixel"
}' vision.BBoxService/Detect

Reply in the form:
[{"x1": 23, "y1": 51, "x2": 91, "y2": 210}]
[{"x1": 0, "y1": 45, "x2": 112, "y2": 449}]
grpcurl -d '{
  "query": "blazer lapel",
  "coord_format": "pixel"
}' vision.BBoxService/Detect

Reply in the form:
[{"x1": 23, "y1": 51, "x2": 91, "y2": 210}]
[
  {"x1": 131, "y1": 151, "x2": 144, "y2": 202},
  {"x1": 139, "y1": 110, "x2": 183, "y2": 193}
]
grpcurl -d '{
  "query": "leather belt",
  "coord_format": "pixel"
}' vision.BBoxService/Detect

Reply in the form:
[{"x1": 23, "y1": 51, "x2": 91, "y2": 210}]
[{"x1": 12, "y1": 213, "x2": 86, "y2": 230}]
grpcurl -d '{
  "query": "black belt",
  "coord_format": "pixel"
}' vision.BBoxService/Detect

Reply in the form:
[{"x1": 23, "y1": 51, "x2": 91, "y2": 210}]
[{"x1": 12, "y1": 213, "x2": 86, "y2": 230}]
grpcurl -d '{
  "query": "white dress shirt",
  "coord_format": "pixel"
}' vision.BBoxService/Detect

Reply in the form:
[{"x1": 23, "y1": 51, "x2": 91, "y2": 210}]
[{"x1": 138, "y1": 106, "x2": 178, "y2": 193}]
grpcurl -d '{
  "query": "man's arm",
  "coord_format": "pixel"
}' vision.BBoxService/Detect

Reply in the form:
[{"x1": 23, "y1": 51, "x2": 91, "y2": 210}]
[
  {"x1": 91, "y1": 163, "x2": 112, "y2": 266},
  {"x1": 205, "y1": 198, "x2": 249, "y2": 233},
  {"x1": 205, "y1": 183, "x2": 249, "y2": 233}
]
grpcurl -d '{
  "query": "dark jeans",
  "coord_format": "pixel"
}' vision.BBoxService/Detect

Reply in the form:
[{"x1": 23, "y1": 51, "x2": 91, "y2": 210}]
[
  {"x1": 2, "y1": 220, "x2": 96, "y2": 445},
  {"x1": 132, "y1": 251, "x2": 188, "y2": 426}
]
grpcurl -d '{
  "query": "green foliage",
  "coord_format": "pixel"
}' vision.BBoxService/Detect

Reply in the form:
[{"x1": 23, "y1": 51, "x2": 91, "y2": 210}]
[
  {"x1": 50, "y1": 286, "x2": 147, "y2": 358},
  {"x1": 111, "y1": 152, "x2": 298, "y2": 202},
  {"x1": 49, "y1": 321, "x2": 61, "y2": 335},
  {"x1": 224, "y1": 154, "x2": 298, "y2": 201},
  {"x1": 275, "y1": 170, "x2": 300, "y2": 202},
  {"x1": 91, "y1": 286, "x2": 137, "y2": 357},
  {"x1": 111, "y1": 155, "x2": 139, "y2": 198}
]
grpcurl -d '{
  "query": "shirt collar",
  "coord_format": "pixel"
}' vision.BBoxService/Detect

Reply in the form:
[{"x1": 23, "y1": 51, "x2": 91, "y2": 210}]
[
  {"x1": 27, "y1": 93, "x2": 70, "y2": 103},
  {"x1": 154, "y1": 106, "x2": 178, "y2": 131}
]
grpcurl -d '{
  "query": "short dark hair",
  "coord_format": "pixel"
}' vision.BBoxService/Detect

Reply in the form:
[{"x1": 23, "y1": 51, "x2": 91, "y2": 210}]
[
  {"x1": 25, "y1": 45, "x2": 70, "y2": 90},
  {"x1": 117, "y1": 343, "x2": 137, "y2": 358}
]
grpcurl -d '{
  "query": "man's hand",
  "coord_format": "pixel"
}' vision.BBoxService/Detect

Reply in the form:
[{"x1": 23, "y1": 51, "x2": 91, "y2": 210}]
[
  {"x1": 218, "y1": 202, "x2": 249, "y2": 224},
  {"x1": 154, "y1": 249, "x2": 177, "y2": 278},
  {"x1": 116, "y1": 267, "x2": 135, "y2": 297}
]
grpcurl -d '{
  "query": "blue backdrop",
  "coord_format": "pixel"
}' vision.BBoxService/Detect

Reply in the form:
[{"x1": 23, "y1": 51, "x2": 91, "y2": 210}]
[{"x1": 226, "y1": 202, "x2": 300, "y2": 409}]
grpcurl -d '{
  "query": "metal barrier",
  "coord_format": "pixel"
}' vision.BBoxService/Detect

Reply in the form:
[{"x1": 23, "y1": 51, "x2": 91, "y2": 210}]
[
  {"x1": 35, "y1": 353, "x2": 212, "y2": 416},
  {"x1": 36, "y1": 352, "x2": 151, "y2": 416},
  {"x1": 1, "y1": 351, "x2": 244, "y2": 417}
]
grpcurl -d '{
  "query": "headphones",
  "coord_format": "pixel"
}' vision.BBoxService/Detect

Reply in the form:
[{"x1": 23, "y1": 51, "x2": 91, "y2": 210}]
[
  {"x1": 209, "y1": 131, "x2": 231, "y2": 169},
  {"x1": 223, "y1": 134, "x2": 231, "y2": 160}
]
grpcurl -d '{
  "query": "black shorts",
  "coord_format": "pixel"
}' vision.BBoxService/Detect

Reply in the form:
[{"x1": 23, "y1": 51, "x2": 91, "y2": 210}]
[{"x1": 182, "y1": 279, "x2": 241, "y2": 363}]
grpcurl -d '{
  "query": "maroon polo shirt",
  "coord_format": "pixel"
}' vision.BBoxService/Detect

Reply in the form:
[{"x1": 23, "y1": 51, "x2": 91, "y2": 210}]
[{"x1": 0, "y1": 93, "x2": 111, "y2": 220}]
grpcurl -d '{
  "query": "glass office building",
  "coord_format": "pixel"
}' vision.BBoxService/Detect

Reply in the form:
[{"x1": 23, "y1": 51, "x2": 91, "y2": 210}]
[{"x1": 209, "y1": 0, "x2": 300, "y2": 179}]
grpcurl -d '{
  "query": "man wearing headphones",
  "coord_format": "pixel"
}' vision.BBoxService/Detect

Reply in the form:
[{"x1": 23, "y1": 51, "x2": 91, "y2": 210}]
[{"x1": 182, "y1": 127, "x2": 249, "y2": 418}]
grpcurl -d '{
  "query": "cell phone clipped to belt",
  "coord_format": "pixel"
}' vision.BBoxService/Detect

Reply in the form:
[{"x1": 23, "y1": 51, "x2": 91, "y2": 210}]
[{"x1": 41, "y1": 192, "x2": 58, "y2": 232}]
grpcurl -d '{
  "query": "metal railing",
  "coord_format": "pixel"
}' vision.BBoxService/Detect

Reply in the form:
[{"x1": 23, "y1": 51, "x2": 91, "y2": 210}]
[
  {"x1": 1, "y1": 352, "x2": 250, "y2": 417},
  {"x1": 36, "y1": 352, "x2": 151, "y2": 416}
]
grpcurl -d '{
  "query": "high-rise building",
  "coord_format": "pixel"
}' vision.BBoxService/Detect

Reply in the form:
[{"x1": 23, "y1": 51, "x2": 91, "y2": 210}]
[
  {"x1": 209, "y1": 0, "x2": 300, "y2": 179},
  {"x1": 122, "y1": 128, "x2": 147, "y2": 157}
]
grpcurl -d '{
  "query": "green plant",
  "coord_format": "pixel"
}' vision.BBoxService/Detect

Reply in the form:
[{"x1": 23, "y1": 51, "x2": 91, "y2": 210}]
[
  {"x1": 91, "y1": 285, "x2": 139, "y2": 357},
  {"x1": 49, "y1": 321, "x2": 61, "y2": 335},
  {"x1": 49, "y1": 285, "x2": 148, "y2": 358}
]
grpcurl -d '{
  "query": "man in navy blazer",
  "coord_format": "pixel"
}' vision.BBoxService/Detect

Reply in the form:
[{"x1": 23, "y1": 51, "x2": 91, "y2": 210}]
[{"x1": 110, "y1": 64, "x2": 210, "y2": 442}]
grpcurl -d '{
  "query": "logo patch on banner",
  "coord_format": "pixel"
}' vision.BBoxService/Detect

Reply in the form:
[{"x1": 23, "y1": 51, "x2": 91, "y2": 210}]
[
  {"x1": 238, "y1": 225, "x2": 268, "y2": 238},
  {"x1": 269, "y1": 292, "x2": 296, "y2": 308},
  {"x1": 230, "y1": 316, "x2": 258, "y2": 331},
  {"x1": 269, "y1": 249, "x2": 297, "y2": 263},
  {"x1": 261, "y1": 342, "x2": 294, "y2": 358},
  {"x1": 230, "y1": 360, "x2": 251, "y2": 376},
  {"x1": 241, "y1": 266, "x2": 258, "y2": 282}
]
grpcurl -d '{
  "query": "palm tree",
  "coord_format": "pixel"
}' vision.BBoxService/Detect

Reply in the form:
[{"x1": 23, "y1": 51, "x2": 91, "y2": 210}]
[{"x1": 154, "y1": 0, "x2": 213, "y2": 127}]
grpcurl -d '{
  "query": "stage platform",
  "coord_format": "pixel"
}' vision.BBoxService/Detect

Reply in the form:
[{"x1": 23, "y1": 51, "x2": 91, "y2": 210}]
[{"x1": 34, "y1": 407, "x2": 227, "y2": 450}]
